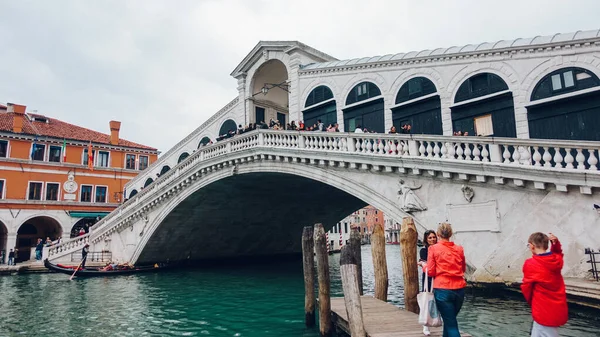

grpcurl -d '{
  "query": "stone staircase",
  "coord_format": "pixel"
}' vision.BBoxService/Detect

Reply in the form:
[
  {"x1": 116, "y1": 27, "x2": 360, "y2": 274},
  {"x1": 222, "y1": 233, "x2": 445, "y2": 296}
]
[{"x1": 564, "y1": 277, "x2": 600, "y2": 308}]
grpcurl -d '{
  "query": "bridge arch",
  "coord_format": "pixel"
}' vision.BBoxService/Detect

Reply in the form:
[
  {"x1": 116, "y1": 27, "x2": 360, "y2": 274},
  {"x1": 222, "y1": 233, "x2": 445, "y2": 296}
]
[
  {"x1": 218, "y1": 119, "x2": 238, "y2": 138},
  {"x1": 160, "y1": 165, "x2": 171, "y2": 176},
  {"x1": 129, "y1": 161, "x2": 424, "y2": 264},
  {"x1": 249, "y1": 59, "x2": 289, "y2": 125},
  {"x1": 343, "y1": 81, "x2": 384, "y2": 133},
  {"x1": 450, "y1": 72, "x2": 516, "y2": 137},
  {"x1": 128, "y1": 189, "x2": 138, "y2": 198},
  {"x1": 198, "y1": 136, "x2": 212, "y2": 148},
  {"x1": 0, "y1": 220, "x2": 7, "y2": 259},
  {"x1": 392, "y1": 77, "x2": 442, "y2": 135},
  {"x1": 303, "y1": 85, "x2": 337, "y2": 129},
  {"x1": 144, "y1": 178, "x2": 154, "y2": 188},
  {"x1": 16, "y1": 215, "x2": 62, "y2": 262},
  {"x1": 178, "y1": 152, "x2": 190, "y2": 163},
  {"x1": 527, "y1": 66, "x2": 600, "y2": 141}
]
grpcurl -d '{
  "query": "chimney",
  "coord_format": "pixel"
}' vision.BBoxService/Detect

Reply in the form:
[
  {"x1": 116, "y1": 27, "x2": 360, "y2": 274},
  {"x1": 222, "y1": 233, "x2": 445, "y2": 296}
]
[
  {"x1": 8, "y1": 103, "x2": 26, "y2": 133},
  {"x1": 109, "y1": 120, "x2": 121, "y2": 145}
]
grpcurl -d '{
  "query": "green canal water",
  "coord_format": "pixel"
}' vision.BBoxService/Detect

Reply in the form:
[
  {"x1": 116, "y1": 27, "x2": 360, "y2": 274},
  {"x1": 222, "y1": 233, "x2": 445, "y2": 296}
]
[{"x1": 1, "y1": 245, "x2": 599, "y2": 337}]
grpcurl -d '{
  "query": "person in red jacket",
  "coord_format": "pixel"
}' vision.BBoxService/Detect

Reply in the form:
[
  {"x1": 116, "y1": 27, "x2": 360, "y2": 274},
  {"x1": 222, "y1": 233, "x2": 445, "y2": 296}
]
[{"x1": 521, "y1": 232, "x2": 568, "y2": 337}]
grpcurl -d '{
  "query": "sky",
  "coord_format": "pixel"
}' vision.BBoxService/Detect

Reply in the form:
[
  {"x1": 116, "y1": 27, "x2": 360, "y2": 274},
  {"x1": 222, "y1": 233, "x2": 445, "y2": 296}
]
[{"x1": 1, "y1": 0, "x2": 599, "y2": 153}]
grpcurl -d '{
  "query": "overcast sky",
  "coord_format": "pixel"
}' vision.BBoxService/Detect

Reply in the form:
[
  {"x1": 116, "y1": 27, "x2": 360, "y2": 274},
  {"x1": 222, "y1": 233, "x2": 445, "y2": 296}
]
[{"x1": 1, "y1": 0, "x2": 599, "y2": 152}]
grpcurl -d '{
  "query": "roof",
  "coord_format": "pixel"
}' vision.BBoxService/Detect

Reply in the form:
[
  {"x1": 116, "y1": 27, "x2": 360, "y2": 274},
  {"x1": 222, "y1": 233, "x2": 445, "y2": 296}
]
[
  {"x1": 0, "y1": 112, "x2": 157, "y2": 151},
  {"x1": 230, "y1": 41, "x2": 338, "y2": 78},
  {"x1": 301, "y1": 29, "x2": 600, "y2": 70}
]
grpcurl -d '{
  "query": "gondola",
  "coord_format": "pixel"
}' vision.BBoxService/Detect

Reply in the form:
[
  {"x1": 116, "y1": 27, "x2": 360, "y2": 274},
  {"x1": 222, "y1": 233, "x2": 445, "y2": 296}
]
[{"x1": 44, "y1": 259, "x2": 161, "y2": 277}]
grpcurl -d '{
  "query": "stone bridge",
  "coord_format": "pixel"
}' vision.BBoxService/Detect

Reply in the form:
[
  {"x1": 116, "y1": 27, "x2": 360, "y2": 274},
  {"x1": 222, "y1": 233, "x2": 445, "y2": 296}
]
[{"x1": 48, "y1": 130, "x2": 600, "y2": 283}]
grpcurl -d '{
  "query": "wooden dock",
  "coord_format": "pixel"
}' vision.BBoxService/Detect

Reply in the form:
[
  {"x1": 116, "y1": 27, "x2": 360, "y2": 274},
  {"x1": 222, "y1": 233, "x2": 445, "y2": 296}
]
[{"x1": 331, "y1": 296, "x2": 472, "y2": 337}]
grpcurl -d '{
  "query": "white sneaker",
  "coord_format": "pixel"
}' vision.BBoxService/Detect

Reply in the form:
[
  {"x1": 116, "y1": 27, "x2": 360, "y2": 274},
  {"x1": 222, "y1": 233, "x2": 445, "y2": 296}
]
[{"x1": 422, "y1": 326, "x2": 431, "y2": 336}]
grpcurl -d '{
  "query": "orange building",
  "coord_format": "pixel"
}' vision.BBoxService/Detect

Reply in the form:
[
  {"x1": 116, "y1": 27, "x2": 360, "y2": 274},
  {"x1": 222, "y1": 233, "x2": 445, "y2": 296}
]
[{"x1": 0, "y1": 103, "x2": 158, "y2": 263}]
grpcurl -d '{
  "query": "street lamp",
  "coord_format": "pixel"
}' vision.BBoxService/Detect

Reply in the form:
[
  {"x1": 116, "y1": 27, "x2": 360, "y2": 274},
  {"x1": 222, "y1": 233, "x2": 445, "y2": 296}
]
[{"x1": 252, "y1": 81, "x2": 290, "y2": 97}]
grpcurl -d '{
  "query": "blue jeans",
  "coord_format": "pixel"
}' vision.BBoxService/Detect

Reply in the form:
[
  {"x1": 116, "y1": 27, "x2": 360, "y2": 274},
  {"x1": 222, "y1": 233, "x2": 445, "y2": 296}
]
[
  {"x1": 35, "y1": 250, "x2": 42, "y2": 260},
  {"x1": 434, "y1": 288, "x2": 465, "y2": 337}
]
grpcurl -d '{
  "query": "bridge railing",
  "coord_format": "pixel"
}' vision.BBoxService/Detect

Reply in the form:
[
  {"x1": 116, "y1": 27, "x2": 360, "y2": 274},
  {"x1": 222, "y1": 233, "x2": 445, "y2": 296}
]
[
  {"x1": 46, "y1": 234, "x2": 89, "y2": 261},
  {"x1": 85, "y1": 129, "x2": 600, "y2": 245}
]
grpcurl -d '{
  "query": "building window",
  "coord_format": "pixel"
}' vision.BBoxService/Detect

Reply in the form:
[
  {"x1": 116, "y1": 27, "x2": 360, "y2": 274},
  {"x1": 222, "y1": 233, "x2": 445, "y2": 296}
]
[
  {"x1": 80, "y1": 185, "x2": 93, "y2": 202},
  {"x1": 97, "y1": 151, "x2": 110, "y2": 168},
  {"x1": 83, "y1": 149, "x2": 95, "y2": 166},
  {"x1": 46, "y1": 183, "x2": 59, "y2": 201},
  {"x1": 126, "y1": 154, "x2": 136, "y2": 170},
  {"x1": 0, "y1": 179, "x2": 4, "y2": 199},
  {"x1": 139, "y1": 155, "x2": 149, "y2": 170},
  {"x1": 474, "y1": 114, "x2": 494, "y2": 136},
  {"x1": 95, "y1": 186, "x2": 107, "y2": 203},
  {"x1": 344, "y1": 222, "x2": 348, "y2": 233},
  {"x1": 0, "y1": 140, "x2": 8, "y2": 158},
  {"x1": 28, "y1": 182, "x2": 43, "y2": 200},
  {"x1": 31, "y1": 144, "x2": 45, "y2": 161},
  {"x1": 48, "y1": 146, "x2": 62, "y2": 163}
]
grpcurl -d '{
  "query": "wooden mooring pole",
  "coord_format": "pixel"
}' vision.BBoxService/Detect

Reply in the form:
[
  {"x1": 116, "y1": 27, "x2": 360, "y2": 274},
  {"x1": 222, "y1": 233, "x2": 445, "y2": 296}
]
[
  {"x1": 400, "y1": 216, "x2": 419, "y2": 314},
  {"x1": 314, "y1": 223, "x2": 332, "y2": 337},
  {"x1": 349, "y1": 226, "x2": 363, "y2": 295},
  {"x1": 302, "y1": 226, "x2": 316, "y2": 328},
  {"x1": 371, "y1": 222, "x2": 388, "y2": 301},
  {"x1": 340, "y1": 245, "x2": 366, "y2": 337}
]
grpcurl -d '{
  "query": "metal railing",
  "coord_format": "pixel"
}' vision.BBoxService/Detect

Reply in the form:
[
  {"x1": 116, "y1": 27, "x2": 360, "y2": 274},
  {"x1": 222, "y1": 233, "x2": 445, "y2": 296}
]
[{"x1": 585, "y1": 248, "x2": 600, "y2": 281}]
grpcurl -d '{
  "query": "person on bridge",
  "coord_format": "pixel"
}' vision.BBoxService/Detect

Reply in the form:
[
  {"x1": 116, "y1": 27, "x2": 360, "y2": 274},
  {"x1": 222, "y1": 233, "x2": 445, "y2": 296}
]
[
  {"x1": 81, "y1": 244, "x2": 90, "y2": 269},
  {"x1": 418, "y1": 230, "x2": 438, "y2": 336},
  {"x1": 521, "y1": 232, "x2": 568, "y2": 337},
  {"x1": 8, "y1": 249, "x2": 14, "y2": 266},
  {"x1": 426, "y1": 222, "x2": 466, "y2": 337}
]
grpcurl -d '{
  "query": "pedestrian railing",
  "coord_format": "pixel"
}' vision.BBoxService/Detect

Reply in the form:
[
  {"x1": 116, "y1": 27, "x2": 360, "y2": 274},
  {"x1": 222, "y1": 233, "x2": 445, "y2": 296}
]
[
  {"x1": 47, "y1": 129, "x2": 600, "y2": 255},
  {"x1": 585, "y1": 248, "x2": 600, "y2": 281}
]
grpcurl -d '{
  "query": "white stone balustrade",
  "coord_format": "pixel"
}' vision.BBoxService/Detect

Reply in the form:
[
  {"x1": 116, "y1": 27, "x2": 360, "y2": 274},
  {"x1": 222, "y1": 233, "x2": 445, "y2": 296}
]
[
  {"x1": 81, "y1": 129, "x2": 600, "y2": 248},
  {"x1": 46, "y1": 233, "x2": 89, "y2": 261}
]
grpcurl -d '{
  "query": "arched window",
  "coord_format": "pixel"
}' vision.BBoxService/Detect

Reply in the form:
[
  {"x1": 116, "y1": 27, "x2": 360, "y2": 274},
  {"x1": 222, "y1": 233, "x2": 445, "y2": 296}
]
[
  {"x1": 392, "y1": 77, "x2": 442, "y2": 135},
  {"x1": 178, "y1": 152, "x2": 189, "y2": 163},
  {"x1": 219, "y1": 119, "x2": 237, "y2": 137},
  {"x1": 344, "y1": 82, "x2": 384, "y2": 133},
  {"x1": 198, "y1": 137, "x2": 211, "y2": 148},
  {"x1": 144, "y1": 178, "x2": 154, "y2": 188},
  {"x1": 531, "y1": 67, "x2": 600, "y2": 101},
  {"x1": 451, "y1": 73, "x2": 515, "y2": 137},
  {"x1": 455, "y1": 73, "x2": 508, "y2": 103},
  {"x1": 129, "y1": 189, "x2": 138, "y2": 198},
  {"x1": 303, "y1": 85, "x2": 337, "y2": 128},
  {"x1": 160, "y1": 165, "x2": 170, "y2": 175},
  {"x1": 395, "y1": 77, "x2": 437, "y2": 104},
  {"x1": 528, "y1": 68, "x2": 600, "y2": 141},
  {"x1": 346, "y1": 82, "x2": 381, "y2": 105},
  {"x1": 305, "y1": 85, "x2": 334, "y2": 107}
]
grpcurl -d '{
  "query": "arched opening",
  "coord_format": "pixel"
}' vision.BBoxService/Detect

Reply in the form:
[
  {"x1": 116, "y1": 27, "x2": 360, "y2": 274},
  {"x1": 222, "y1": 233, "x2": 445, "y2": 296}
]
[
  {"x1": 198, "y1": 137, "x2": 211, "y2": 148},
  {"x1": 218, "y1": 120, "x2": 238, "y2": 139},
  {"x1": 451, "y1": 73, "x2": 515, "y2": 137},
  {"x1": 344, "y1": 82, "x2": 384, "y2": 133},
  {"x1": 392, "y1": 77, "x2": 442, "y2": 134},
  {"x1": 303, "y1": 85, "x2": 337, "y2": 129},
  {"x1": 160, "y1": 165, "x2": 171, "y2": 176},
  {"x1": 178, "y1": 152, "x2": 190, "y2": 163},
  {"x1": 129, "y1": 189, "x2": 138, "y2": 198},
  {"x1": 144, "y1": 178, "x2": 154, "y2": 188},
  {"x1": 16, "y1": 216, "x2": 62, "y2": 262},
  {"x1": 251, "y1": 59, "x2": 289, "y2": 126},
  {"x1": 0, "y1": 221, "x2": 7, "y2": 263},
  {"x1": 528, "y1": 67, "x2": 600, "y2": 141},
  {"x1": 70, "y1": 217, "x2": 102, "y2": 238}
]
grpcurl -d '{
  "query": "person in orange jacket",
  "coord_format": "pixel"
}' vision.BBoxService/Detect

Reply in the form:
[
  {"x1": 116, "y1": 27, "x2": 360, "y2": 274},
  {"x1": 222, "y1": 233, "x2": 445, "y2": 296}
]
[{"x1": 521, "y1": 232, "x2": 568, "y2": 337}]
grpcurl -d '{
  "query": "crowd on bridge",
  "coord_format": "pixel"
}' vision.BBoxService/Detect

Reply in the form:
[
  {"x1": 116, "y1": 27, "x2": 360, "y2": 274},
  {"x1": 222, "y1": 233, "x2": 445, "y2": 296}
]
[{"x1": 418, "y1": 222, "x2": 567, "y2": 337}]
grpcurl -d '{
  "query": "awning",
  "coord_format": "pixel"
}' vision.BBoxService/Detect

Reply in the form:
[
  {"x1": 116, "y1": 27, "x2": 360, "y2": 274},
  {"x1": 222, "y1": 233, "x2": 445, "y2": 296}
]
[{"x1": 69, "y1": 212, "x2": 110, "y2": 218}]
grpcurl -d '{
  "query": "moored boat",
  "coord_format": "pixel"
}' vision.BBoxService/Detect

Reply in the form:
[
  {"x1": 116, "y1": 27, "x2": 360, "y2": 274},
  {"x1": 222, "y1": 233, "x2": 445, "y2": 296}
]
[{"x1": 44, "y1": 259, "x2": 161, "y2": 277}]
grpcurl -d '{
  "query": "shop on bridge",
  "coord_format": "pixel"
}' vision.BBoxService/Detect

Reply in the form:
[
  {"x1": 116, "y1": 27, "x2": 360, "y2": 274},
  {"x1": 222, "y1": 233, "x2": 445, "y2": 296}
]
[
  {"x1": 303, "y1": 85, "x2": 337, "y2": 128},
  {"x1": 392, "y1": 77, "x2": 443, "y2": 135},
  {"x1": 344, "y1": 82, "x2": 385, "y2": 133}
]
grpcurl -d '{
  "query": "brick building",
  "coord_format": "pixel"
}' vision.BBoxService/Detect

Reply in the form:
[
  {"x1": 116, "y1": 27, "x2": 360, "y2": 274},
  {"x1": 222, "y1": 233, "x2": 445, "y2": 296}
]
[{"x1": 0, "y1": 103, "x2": 158, "y2": 263}]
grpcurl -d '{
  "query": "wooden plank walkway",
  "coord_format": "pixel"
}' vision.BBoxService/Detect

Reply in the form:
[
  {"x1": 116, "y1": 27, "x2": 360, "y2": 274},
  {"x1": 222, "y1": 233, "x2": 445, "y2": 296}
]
[{"x1": 331, "y1": 296, "x2": 472, "y2": 337}]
